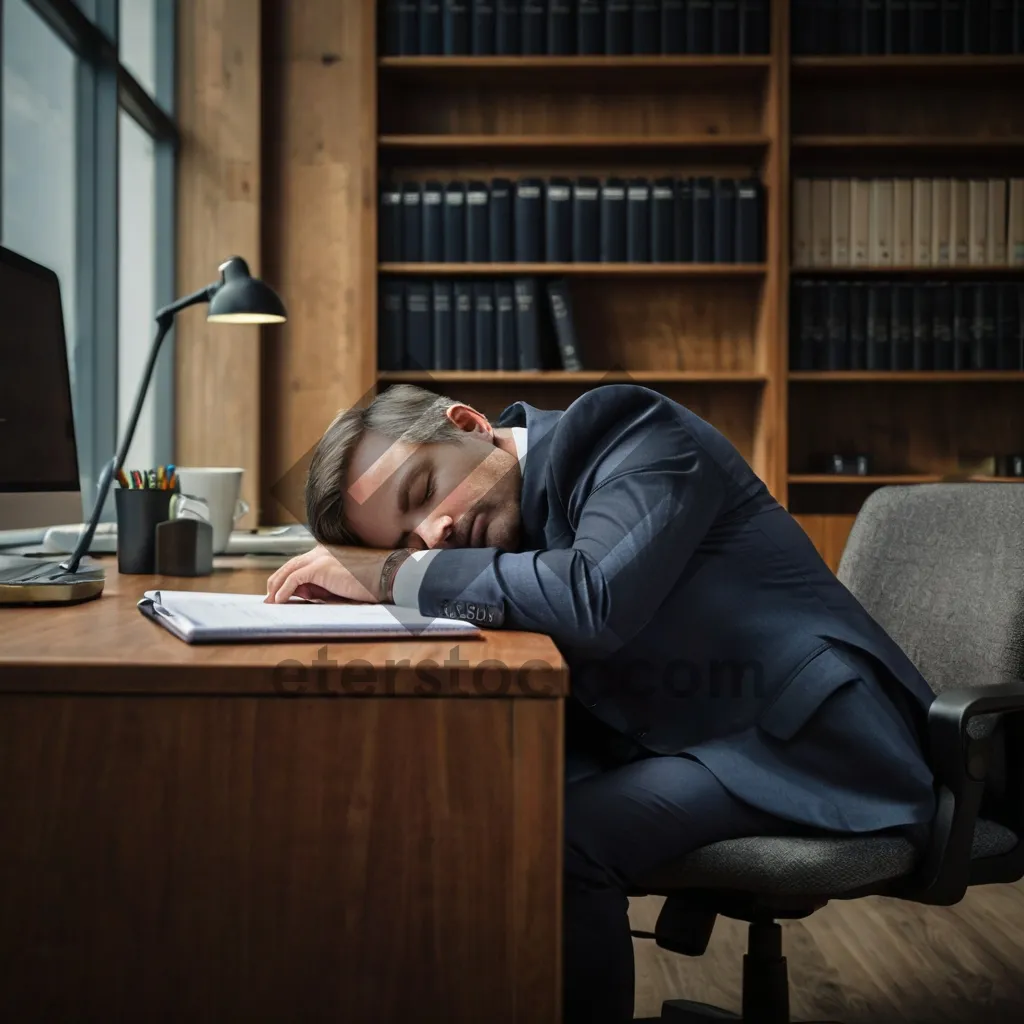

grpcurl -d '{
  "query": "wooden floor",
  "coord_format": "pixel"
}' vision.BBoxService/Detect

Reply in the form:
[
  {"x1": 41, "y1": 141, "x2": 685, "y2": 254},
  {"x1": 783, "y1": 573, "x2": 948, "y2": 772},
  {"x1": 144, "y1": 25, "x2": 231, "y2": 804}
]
[{"x1": 630, "y1": 881, "x2": 1024, "y2": 1022}]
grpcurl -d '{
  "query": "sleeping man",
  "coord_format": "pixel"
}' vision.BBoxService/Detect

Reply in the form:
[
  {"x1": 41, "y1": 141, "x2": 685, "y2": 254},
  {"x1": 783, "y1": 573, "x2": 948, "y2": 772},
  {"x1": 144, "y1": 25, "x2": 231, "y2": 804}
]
[{"x1": 265, "y1": 382, "x2": 936, "y2": 1024}]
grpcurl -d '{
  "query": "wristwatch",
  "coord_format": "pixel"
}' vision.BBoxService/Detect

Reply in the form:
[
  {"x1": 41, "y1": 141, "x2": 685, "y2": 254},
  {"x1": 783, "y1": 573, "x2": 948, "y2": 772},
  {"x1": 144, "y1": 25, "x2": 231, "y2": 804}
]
[{"x1": 378, "y1": 548, "x2": 414, "y2": 603}]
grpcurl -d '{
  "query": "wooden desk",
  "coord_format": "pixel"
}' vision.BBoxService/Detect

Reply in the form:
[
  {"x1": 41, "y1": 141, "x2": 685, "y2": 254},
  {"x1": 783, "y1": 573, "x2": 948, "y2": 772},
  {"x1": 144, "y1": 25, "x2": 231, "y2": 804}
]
[{"x1": 0, "y1": 562, "x2": 567, "y2": 1023}]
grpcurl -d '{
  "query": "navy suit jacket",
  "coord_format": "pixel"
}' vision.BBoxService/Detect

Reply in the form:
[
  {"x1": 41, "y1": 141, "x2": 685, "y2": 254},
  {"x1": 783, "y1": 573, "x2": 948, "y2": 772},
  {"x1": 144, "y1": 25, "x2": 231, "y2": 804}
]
[{"x1": 414, "y1": 385, "x2": 937, "y2": 833}]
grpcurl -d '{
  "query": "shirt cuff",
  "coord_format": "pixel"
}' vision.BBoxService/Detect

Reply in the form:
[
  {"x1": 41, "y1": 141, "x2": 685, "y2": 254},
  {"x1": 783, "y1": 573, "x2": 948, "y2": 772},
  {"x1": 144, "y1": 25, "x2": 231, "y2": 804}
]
[{"x1": 390, "y1": 549, "x2": 443, "y2": 609}]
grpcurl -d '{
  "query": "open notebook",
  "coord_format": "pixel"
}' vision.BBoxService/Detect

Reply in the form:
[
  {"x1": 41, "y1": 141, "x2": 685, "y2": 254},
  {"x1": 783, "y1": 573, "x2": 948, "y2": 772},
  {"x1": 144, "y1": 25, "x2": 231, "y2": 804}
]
[{"x1": 138, "y1": 590, "x2": 481, "y2": 644}]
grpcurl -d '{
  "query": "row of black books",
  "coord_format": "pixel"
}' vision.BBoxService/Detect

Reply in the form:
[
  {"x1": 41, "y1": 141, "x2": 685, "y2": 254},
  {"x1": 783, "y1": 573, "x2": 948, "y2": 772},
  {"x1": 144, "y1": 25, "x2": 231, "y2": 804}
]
[
  {"x1": 792, "y1": 0, "x2": 1024, "y2": 55},
  {"x1": 383, "y1": 1, "x2": 770, "y2": 56},
  {"x1": 791, "y1": 279, "x2": 1024, "y2": 371},
  {"x1": 380, "y1": 177, "x2": 765, "y2": 263},
  {"x1": 379, "y1": 277, "x2": 586, "y2": 371}
]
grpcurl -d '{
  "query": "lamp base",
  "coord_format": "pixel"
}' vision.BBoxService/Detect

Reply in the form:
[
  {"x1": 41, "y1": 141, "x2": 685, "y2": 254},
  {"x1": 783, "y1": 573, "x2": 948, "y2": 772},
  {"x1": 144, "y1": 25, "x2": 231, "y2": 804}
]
[{"x1": 0, "y1": 556, "x2": 105, "y2": 605}]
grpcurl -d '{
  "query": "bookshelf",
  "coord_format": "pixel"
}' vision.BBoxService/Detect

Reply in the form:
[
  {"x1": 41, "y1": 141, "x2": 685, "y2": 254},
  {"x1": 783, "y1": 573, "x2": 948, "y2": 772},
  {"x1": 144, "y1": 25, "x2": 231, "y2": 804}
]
[{"x1": 371, "y1": 1, "x2": 1024, "y2": 573}]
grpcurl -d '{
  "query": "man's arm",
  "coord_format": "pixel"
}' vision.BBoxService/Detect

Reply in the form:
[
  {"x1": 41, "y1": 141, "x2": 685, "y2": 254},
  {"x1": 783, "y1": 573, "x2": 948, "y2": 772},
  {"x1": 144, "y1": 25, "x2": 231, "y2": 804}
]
[{"x1": 401, "y1": 390, "x2": 727, "y2": 654}]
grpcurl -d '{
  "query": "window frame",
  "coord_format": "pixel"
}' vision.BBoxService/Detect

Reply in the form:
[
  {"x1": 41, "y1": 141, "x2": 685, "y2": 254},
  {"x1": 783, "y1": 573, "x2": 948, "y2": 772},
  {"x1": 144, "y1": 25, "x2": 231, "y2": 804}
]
[{"x1": 0, "y1": 0, "x2": 177, "y2": 519}]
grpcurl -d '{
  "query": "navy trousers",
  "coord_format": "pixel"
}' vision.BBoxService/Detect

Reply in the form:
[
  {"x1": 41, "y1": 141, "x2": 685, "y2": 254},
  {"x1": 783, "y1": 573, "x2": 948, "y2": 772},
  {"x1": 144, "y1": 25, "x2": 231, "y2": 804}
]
[{"x1": 561, "y1": 699, "x2": 805, "y2": 1024}]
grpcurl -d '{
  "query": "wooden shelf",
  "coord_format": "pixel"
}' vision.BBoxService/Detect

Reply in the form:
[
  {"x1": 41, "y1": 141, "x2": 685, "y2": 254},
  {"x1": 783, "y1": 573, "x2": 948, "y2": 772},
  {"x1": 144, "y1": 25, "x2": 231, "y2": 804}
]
[
  {"x1": 792, "y1": 55, "x2": 1024, "y2": 75},
  {"x1": 380, "y1": 262, "x2": 767, "y2": 277},
  {"x1": 379, "y1": 133, "x2": 772, "y2": 151},
  {"x1": 792, "y1": 134, "x2": 1024, "y2": 150},
  {"x1": 792, "y1": 265, "x2": 1024, "y2": 277},
  {"x1": 790, "y1": 372, "x2": 1024, "y2": 382},
  {"x1": 789, "y1": 474, "x2": 1019, "y2": 485},
  {"x1": 378, "y1": 370, "x2": 768, "y2": 384}
]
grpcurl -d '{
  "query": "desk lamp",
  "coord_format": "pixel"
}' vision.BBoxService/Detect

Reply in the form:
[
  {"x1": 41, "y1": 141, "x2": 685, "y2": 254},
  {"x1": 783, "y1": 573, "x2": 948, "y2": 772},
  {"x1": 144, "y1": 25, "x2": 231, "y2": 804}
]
[{"x1": 45, "y1": 256, "x2": 286, "y2": 600}]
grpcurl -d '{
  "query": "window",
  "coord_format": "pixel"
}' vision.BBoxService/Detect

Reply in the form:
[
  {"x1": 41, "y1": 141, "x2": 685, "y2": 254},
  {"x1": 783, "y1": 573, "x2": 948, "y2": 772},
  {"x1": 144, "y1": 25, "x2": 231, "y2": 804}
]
[{"x1": 0, "y1": 0, "x2": 177, "y2": 521}]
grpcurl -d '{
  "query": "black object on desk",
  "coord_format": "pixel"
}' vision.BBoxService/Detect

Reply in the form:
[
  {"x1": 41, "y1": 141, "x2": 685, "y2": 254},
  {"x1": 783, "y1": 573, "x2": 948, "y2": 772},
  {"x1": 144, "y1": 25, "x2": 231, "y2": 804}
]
[
  {"x1": 115, "y1": 488, "x2": 174, "y2": 574},
  {"x1": 155, "y1": 518, "x2": 213, "y2": 576}
]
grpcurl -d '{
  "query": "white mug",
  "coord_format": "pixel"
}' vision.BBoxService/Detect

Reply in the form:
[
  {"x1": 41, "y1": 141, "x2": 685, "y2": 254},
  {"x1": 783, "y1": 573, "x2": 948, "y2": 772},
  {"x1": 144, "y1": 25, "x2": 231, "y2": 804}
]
[{"x1": 174, "y1": 467, "x2": 249, "y2": 554}]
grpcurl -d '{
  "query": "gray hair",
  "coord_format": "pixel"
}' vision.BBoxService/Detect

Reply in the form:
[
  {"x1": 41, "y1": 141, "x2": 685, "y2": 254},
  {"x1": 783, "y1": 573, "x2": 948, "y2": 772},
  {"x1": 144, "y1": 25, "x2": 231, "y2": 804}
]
[{"x1": 305, "y1": 383, "x2": 464, "y2": 546}]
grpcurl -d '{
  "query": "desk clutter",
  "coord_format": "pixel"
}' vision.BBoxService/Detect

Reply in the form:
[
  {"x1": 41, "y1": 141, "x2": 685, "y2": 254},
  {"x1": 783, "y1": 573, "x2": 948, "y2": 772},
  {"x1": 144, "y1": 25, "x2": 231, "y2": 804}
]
[
  {"x1": 382, "y1": 0, "x2": 771, "y2": 58},
  {"x1": 380, "y1": 177, "x2": 766, "y2": 265}
]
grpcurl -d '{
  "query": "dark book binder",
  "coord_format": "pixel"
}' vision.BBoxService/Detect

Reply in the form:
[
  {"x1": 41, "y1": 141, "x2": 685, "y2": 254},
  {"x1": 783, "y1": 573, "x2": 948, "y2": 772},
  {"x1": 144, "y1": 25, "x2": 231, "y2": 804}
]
[
  {"x1": 432, "y1": 280, "x2": 455, "y2": 369},
  {"x1": 991, "y1": 0, "x2": 1013, "y2": 52},
  {"x1": 651, "y1": 178, "x2": 676, "y2": 262},
  {"x1": 996, "y1": 283, "x2": 1020, "y2": 369},
  {"x1": 863, "y1": 0, "x2": 886, "y2": 52},
  {"x1": 713, "y1": 178, "x2": 737, "y2": 263},
  {"x1": 420, "y1": 0, "x2": 443, "y2": 52},
  {"x1": 489, "y1": 177, "x2": 513, "y2": 262},
  {"x1": 496, "y1": 0, "x2": 522, "y2": 52},
  {"x1": 600, "y1": 178, "x2": 628, "y2": 262},
  {"x1": 848, "y1": 282, "x2": 868, "y2": 369},
  {"x1": 739, "y1": 0, "x2": 769, "y2": 53},
  {"x1": 911, "y1": 284, "x2": 932, "y2": 369},
  {"x1": 379, "y1": 280, "x2": 405, "y2": 370},
  {"x1": 939, "y1": 0, "x2": 966, "y2": 52},
  {"x1": 837, "y1": 0, "x2": 863, "y2": 53},
  {"x1": 514, "y1": 278, "x2": 543, "y2": 370},
  {"x1": 793, "y1": 281, "x2": 816, "y2": 370},
  {"x1": 443, "y1": 182, "x2": 467, "y2": 262},
  {"x1": 953, "y1": 283, "x2": 973, "y2": 369},
  {"x1": 967, "y1": 0, "x2": 990, "y2": 52},
  {"x1": 891, "y1": 283, "x2": 913, "y2": 369},
  {"x1": 1015, "y1": 0, "x2": 1024, "y2": 54},
  {"x1": 909, "y1": 0, "x2": 941, "y2": 52},
  {"x1": 634, "y1": 0, "x2": 661, "y2": 53},
  {"x1": 792, "y1": 0, "x2": 816, "y2": 53},
  {"x1": 546, "y1": 278, "x2": 584, "y2": 370},
  {"x1": 495, "y1": 280, "x2": 517, "y2": 369},
  {"x1": 401, "y1": 183, "x2": 423, "y2": 261},
  {"x1": 688, "y1": 0, "x2": 713, "y2": 51},
  {"x1": 453, "y1": 281, "x2": 475, "y2": 369},
  {"x1": 675, "y1": 178, "x2": 695, "y2": 262},
  {"x1": 466, "y1": 180, "x2": 490, "y2": 262},
  {"x1": 886, "y1": 0, "x2": 911, "y2": 52},
  {"x1": 713, "y1": 0, "x2": 741, "y2": 53},
  {"x1": 606, "y1": 0, "x2": 632, "y2": 53},
  {"x1": 443, "y1": 0, "x2": 470, "y2": 52},
  {"x1": 663, "y1": 0, "x2": 687, "y2": 52},
  {"x1": 815, "y1": 0, "x2": 840, "y2": 54},
  {"x1": 379, "y1": 181, "x2": 403, "y2": 262},
  {"x1": 811, "y1": 282, "x2": 829, "y2": 368},
  {"x1": 577, "y1": 0, "x2": 605, "y2": 53},
  {"x1": 384, "y1": 0, "x2": 402, "y2": 55},
  {"x1": 930, "y1": 282, "x2": 955, "y2": 370},
  {"x1": 866, "y1": 284, "x2": 892, "y2": 369},
  {"x1": 471, "y1": 0, "x2": 497, "y2": 52},
  {"x1": 474, "y1": 281, "x2": 497, "y2": 369},
  {"x1": 545, "y1": 178, "x2": 574, "y2": 262},
  {"x1": 692, "y1": 177, "x2": 714, "y2": 262},
  {"x1": 735, "y1": 178, "x2": 763, "y2": 262},
  {"x1": 572, "y1": 177, "x2": 601, "y2": 262},
  {"x1": 826, "y1": 282, "x2": 850, "y2": 370},
  {"x1": 973, "y1": 282, "x2": 997, "y2": 369},
  {"x1": 626, "y1": 178, "x2": 652, "y2": 262},
  {"x1": 522, "y1": 0, "x2": 547, "y2": 52},
  {"x1": 405, "y1": 281, "x2": 433, "y2": 370},
  {"x1": 421, "y1": 180, "x2": 444, "y2": 262},
  {"x1": 548, "y1": 0, "x2": 574, "y2": 53},
  {"x1": 514, "y1": 178, "x2": 544, "y2": 262},
  {"x1": 393, "y1": 0, "x2": 420, "y2": 54}
]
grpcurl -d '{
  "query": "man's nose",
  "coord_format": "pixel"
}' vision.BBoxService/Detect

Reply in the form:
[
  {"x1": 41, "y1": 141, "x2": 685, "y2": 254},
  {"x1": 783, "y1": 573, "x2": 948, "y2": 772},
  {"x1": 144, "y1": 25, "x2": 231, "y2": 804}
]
[{"x1": 420, "y1": 513, "x2": 454, "y2": 550}]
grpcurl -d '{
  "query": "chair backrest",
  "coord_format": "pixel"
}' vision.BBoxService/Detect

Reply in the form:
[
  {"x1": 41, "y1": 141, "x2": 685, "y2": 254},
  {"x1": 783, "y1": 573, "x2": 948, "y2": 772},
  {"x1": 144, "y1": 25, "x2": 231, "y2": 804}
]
[{"x1": 837, "y1": 484, "x2": 1024, "y2": 695}]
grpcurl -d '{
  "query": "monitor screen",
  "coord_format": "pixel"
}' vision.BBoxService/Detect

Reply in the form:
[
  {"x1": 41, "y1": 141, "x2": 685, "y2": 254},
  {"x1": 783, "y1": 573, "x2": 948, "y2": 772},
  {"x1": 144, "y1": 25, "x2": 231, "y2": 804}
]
[{"x1": 0, "y1": 246, "x2": 80, "y2": 493}]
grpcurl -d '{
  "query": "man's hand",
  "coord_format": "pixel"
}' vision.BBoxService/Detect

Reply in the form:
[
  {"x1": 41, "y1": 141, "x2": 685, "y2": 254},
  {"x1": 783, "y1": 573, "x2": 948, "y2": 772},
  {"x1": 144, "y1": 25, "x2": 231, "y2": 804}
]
[{"x1": 265, "y1": 545, "x2": 391, "y2": 604}]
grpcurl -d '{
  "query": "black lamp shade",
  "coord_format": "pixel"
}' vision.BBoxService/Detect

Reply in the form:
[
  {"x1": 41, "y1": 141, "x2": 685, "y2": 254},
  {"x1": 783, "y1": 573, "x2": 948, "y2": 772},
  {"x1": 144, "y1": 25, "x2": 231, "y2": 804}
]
[{"x1": 206, "y1": 256, "x2": 287, "y2": 324}]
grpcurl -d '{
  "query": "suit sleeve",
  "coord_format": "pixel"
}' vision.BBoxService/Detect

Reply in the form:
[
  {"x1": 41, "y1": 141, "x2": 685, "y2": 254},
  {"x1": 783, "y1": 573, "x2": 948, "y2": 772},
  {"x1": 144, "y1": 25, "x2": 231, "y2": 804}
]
[{"x1": 411, "y1": 390, "x2": 727, "y2": 654}]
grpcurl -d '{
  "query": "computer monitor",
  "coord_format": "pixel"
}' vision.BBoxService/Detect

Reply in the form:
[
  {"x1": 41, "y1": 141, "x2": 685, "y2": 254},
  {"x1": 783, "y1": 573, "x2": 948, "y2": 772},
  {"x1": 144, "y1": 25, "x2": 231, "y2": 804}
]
[{"x1": 0, "y1": 244, "x2": 83, "y2": 530}]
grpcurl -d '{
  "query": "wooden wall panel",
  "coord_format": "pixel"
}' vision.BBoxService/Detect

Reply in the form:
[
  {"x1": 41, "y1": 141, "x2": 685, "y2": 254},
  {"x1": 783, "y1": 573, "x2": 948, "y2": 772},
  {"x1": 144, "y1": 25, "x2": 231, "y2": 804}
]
[
  {"x1": 261, "y1": 0, "x2": 378, "y2": 524},
  {"x1": 175, "y1": 0, "x2": 263, "y2": 528}
]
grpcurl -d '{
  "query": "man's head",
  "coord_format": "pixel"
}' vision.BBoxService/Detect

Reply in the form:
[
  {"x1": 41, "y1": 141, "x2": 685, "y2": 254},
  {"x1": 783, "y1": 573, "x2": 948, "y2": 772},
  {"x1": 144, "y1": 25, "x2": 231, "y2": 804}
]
[{"x1": 305, "y1": 384, "x2": 524, "y2": 552}]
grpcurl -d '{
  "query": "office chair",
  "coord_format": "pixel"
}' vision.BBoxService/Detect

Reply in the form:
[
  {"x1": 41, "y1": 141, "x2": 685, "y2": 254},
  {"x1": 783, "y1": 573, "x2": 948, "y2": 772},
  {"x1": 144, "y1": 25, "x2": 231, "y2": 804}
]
[{"x1": 630, "y1": 483, "x2": 1024, "y2": 1023}]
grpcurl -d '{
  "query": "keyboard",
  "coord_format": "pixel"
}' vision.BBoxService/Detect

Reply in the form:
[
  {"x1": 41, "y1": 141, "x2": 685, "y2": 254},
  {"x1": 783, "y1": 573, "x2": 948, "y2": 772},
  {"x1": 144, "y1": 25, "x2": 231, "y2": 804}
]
[{"x1": 40, "y1": 522, "x2": 316, "y2": 557}]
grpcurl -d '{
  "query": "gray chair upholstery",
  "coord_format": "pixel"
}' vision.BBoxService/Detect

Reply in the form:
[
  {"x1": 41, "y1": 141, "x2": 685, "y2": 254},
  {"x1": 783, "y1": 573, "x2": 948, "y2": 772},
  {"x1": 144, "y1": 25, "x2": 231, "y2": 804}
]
[{"x1": 633, "y1": 485, "x2": 1024, "y2": 1023}]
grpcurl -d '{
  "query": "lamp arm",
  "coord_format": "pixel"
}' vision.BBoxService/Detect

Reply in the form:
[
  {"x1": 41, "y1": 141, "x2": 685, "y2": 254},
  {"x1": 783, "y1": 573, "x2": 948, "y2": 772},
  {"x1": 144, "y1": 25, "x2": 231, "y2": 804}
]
[{"x1": 60, "y1": 284, "x2": 217, "y2": 574}]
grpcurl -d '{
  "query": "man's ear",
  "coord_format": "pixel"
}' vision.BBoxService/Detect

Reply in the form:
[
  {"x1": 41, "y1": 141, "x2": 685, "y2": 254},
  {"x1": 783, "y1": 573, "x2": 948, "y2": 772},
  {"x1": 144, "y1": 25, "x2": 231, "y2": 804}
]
[{"x1": 445, "y1": 402, "x2": 493, "y2": 437}]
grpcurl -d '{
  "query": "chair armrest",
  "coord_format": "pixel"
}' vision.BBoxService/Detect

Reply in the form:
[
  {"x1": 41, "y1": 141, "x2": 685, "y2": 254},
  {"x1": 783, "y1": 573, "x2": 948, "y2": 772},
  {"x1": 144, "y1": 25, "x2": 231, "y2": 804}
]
[{"x1": 908, "y1": 680, "x2": 1024, "y2": 905}]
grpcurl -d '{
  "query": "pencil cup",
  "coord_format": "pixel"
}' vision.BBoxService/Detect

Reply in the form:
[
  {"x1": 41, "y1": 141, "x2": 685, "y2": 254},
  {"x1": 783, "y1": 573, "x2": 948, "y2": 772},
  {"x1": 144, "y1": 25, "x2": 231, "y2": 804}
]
[{"x1": 115, "y1": 487, "x2": 176, "y2": 574}]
